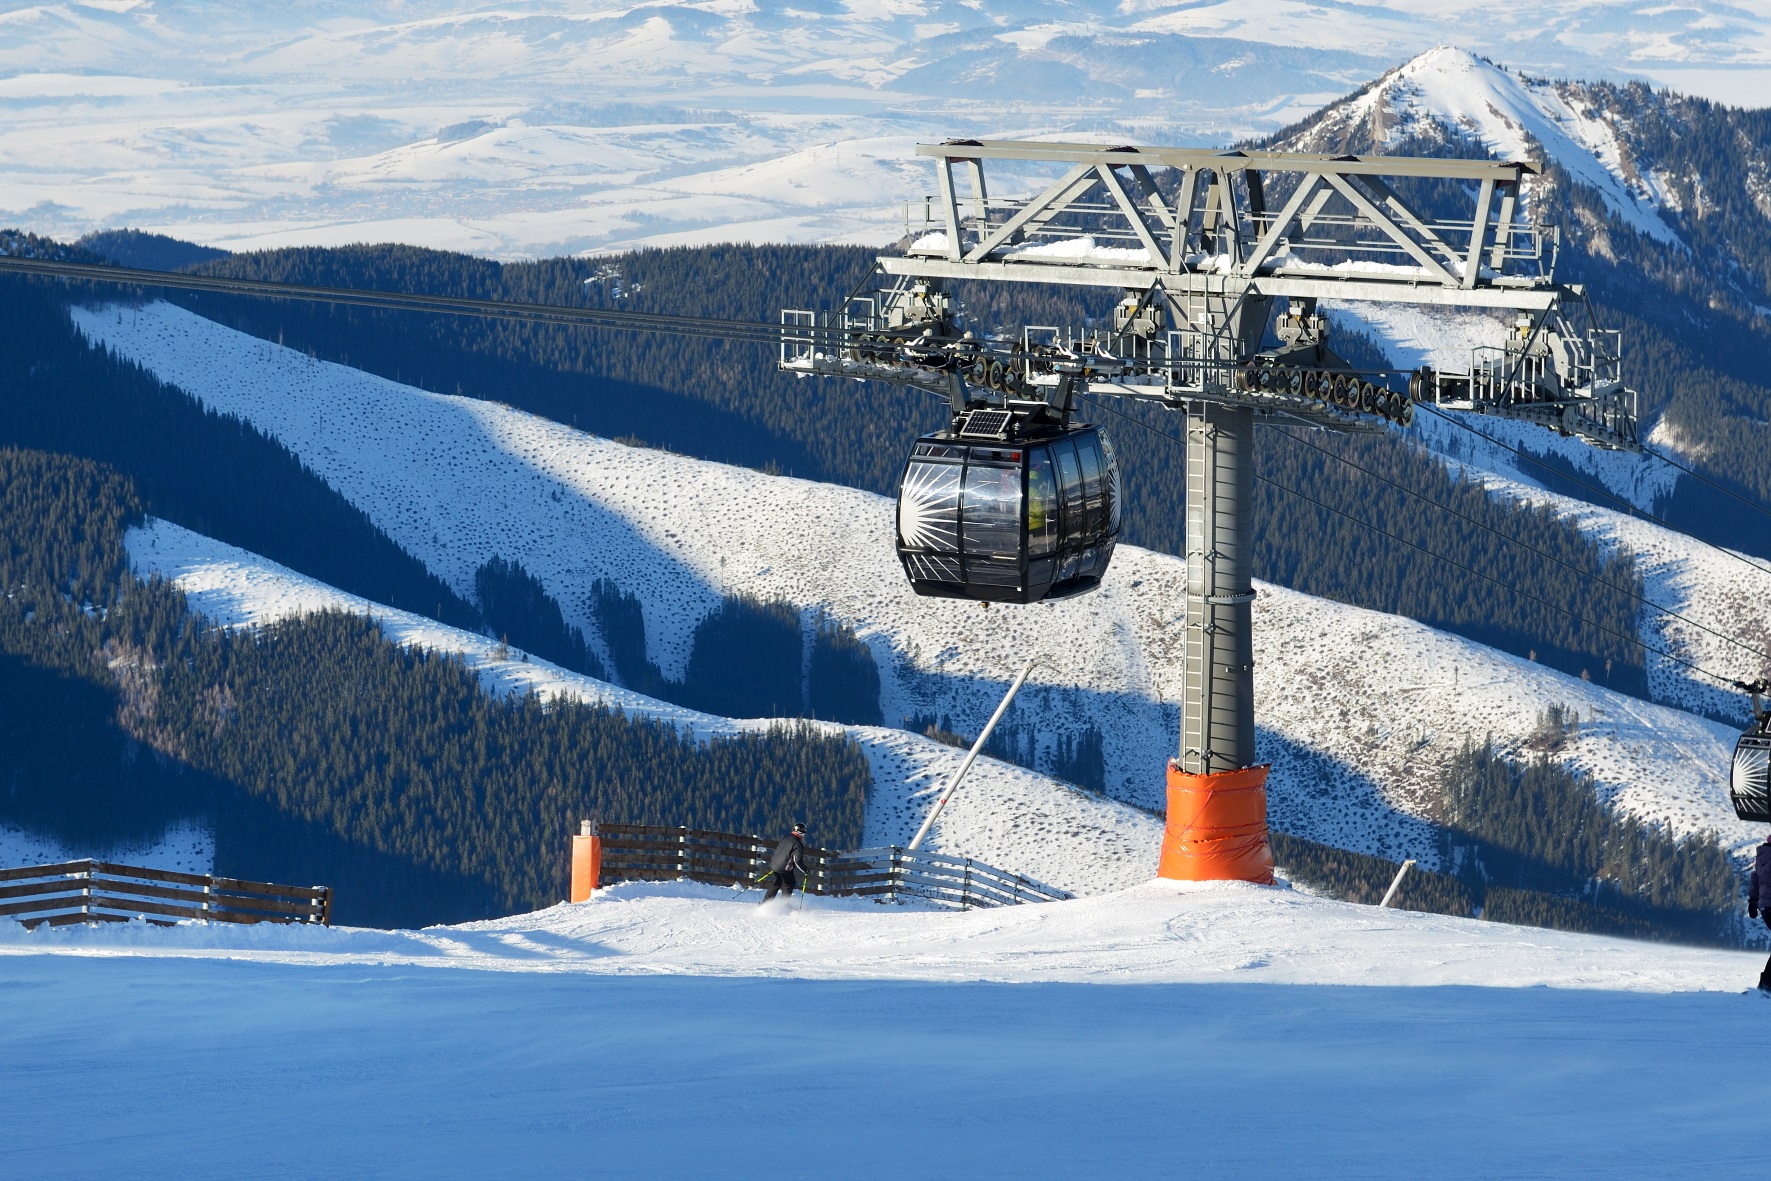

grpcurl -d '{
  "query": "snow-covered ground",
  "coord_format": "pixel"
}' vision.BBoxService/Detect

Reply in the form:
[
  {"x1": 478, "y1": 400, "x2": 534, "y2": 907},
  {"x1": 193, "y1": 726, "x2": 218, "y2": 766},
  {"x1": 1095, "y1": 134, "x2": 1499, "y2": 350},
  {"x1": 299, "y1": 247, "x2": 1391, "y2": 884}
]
[
  {"x1": 6, "y1": 877, "x2": 1759, "y2": 990},
  {"x1": 0, "y1": 820, "x2": 212, "y2": 876},
  {"x1": 75, "y1": 300, "x2": 1764, "y2": 873},
  {"x1": 3, "y1": 880, "x2": 1769, "y2": 1177},
  {"x1": 3, "y1": 8, "x2": 1766, "y2": 257}
]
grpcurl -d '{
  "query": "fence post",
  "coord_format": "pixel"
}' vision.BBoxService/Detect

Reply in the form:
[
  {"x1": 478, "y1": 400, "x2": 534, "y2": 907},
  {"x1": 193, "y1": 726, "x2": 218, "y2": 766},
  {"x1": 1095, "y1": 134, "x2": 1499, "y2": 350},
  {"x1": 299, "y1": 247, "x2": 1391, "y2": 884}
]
[
  {"x1": 570, "y1": 819, "x2": 602, "y2": 903},
  {"x1": 962, "y1": 858, "x2": 973, "y2": 910},
  {"x1": 890, "y1": 846, "x2": 903, "y2": 905},
  {"x1": 678, "y1": 826, "x2": 689, "y2": 881}
]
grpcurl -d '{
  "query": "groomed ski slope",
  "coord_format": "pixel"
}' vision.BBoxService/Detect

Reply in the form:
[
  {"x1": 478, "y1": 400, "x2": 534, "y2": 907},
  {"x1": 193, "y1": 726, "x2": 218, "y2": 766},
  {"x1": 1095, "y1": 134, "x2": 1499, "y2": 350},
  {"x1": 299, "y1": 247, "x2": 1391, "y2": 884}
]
[
  {"x1": 125, "y1": 517, "x2": 1164, "y2": 896},
  {"x1": 2, "y1": 880, "x2": 1769, "y2": 1178},
  {"x1": 75, "y1": 300, "x2": 1761, "y2": 870}
]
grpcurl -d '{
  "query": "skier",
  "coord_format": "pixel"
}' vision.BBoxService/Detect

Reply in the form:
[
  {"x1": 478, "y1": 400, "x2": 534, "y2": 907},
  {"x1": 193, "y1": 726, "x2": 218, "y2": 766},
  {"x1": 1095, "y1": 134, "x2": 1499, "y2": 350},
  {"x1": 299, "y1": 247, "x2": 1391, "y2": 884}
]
[
  {"x1": 1751, "y1": 831, "x2": 1771, "y2": 994},
  {"x1": 761, "y1": 822, "x2": 807, "y2": 905}
]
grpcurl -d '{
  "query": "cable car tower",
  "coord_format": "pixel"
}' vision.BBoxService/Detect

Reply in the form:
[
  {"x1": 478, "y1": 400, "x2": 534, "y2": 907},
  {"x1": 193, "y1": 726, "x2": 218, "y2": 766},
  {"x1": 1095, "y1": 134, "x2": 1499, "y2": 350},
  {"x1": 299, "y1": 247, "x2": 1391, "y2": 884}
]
[{"x1": 782, "y1": 139, "x2": 1641, "y2": 882}]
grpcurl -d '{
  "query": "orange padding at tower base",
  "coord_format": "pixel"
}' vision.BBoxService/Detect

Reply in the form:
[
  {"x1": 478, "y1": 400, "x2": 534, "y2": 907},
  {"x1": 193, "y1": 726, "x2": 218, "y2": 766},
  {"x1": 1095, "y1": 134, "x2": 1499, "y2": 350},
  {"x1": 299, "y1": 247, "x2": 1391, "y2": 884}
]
[
  {"x1": 570, "y1": 833, "x2": 602, "y2": 903},
  {"x1": 1158, "y1": 762, "x2": 1275, "y2": 884}
]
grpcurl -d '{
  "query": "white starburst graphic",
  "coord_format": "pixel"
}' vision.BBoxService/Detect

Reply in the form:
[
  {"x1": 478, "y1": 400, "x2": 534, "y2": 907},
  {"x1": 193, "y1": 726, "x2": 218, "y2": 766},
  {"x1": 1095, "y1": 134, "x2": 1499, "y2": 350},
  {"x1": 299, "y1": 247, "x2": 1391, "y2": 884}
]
[{"x1": 898, "y1": 462, "x2": 961, "y2": 552}]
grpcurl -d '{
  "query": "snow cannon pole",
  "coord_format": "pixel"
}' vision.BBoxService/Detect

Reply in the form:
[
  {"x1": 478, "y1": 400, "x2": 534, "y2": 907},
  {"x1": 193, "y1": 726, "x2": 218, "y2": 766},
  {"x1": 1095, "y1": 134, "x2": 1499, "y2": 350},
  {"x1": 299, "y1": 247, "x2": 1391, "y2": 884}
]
[
  {"x1": 908, "y1": 659, "x2": 1036, "y2": 853},
  {"x1": 1379, "y1": 859, "x2": 1416, "y2": 909}
]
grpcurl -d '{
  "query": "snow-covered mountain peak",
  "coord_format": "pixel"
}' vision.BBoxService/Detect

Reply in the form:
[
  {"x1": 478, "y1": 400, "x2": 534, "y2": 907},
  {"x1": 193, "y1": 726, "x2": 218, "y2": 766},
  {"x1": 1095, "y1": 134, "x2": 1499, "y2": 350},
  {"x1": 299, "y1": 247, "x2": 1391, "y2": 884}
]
[{"x1": 1286, "y1": 46, "x2": 1682, "y2": 246}]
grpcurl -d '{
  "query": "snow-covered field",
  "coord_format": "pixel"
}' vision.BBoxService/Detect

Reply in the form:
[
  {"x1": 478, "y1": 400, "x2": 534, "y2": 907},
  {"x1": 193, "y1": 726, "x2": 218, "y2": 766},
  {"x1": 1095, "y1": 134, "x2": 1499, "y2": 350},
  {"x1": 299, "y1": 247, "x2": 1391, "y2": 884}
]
[
  {"x1": 3, "y1": 7, "x2": 1766, "y2": 257},
  {"x1": 3, "y1": 880, "x2": 1769, "y2": 1178},
  {"x1": 75, "y1": 300, "x2": 1765, "y2": 875}
]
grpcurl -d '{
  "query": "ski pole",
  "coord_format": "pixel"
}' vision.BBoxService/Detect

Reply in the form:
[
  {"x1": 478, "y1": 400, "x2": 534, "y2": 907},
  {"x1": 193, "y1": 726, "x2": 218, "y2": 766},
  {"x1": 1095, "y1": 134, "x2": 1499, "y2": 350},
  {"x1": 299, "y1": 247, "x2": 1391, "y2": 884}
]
[{"x1": 734, "y1": 870, "x2": 772, "y2": 901}]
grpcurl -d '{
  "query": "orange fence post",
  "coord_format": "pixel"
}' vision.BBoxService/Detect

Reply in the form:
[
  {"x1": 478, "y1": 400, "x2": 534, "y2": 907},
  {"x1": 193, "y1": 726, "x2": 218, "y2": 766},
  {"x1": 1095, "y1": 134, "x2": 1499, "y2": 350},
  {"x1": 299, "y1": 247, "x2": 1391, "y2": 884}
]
[
  {"x1": 570, "y1": 819, "x2": 602, "y2": 903},
  {"x1": 1157, "y1": 761, "x2": 1275, "y2": 884}
]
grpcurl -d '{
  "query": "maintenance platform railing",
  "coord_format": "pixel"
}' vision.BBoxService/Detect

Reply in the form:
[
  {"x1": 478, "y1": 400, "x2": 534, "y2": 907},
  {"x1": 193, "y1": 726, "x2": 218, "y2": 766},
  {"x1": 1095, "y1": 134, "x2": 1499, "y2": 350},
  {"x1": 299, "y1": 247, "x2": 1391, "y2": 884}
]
[
  {"x1": 596, "y1": 823, "x2": 1071, "y2": 909},
  {"x1": 0, "y1": 860, "x2": 333, "y2": 928}
]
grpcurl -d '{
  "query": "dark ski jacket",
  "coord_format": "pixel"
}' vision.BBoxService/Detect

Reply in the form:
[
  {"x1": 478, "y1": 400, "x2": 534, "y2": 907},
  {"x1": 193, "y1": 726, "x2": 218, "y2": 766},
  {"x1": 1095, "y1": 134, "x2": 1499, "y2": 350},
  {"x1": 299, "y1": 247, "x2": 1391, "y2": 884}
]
[
  {"x1": 769, "y1": 833, "x2": 805, "y2": 874},
  {"x1": 1753, "y1": 842, "x2": 1771, "y2": 913}
]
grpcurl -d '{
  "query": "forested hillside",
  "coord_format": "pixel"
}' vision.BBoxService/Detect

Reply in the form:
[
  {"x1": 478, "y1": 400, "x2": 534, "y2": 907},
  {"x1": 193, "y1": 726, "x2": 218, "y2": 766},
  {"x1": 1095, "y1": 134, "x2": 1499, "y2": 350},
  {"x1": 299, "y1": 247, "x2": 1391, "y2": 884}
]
[
  {"x1": 121, "y1": 238, "x2": 1648, "y2": 693},
  {"x1": 1265, "y1": 66, "x2": 1771, "y2": 541},
  {"x1": 0, "y1": 250, "x2": 480, "y2": 631},
  {"x1": 0, "y1": 247, "x2": 887, "y2": 727},
  {"x1": 0, "y1": 447, "x2": 871, "y2": 926},
  {"x1": 1439, "y1": 736, "x2": 1737, "y2": 944}
]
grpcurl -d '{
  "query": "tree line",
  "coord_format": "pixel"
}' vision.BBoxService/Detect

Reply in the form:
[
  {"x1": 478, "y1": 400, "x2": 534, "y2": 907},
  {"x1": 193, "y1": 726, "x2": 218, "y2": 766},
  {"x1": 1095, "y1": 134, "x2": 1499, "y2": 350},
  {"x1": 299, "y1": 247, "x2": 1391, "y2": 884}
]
[{"x1": 1438, "y1": 738, "x2": 1738, "y2": 944}]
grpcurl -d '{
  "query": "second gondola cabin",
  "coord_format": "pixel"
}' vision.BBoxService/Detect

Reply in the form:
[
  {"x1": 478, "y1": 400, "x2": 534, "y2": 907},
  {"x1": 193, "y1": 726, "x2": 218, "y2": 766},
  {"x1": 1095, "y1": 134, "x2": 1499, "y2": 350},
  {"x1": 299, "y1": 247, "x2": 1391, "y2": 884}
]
[
  {"x1": 1733, "y1": 715, "x2": 1771, "y2": 823},
  {"x1": 896, "y1": 408, "x2": 1122, "y2": 603}
]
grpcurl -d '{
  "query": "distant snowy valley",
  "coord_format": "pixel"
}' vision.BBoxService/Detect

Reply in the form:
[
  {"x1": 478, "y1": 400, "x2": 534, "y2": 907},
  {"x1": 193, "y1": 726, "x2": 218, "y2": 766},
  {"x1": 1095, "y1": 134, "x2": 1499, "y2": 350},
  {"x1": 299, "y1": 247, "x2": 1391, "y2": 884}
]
[{"x1": 4, "y1": 6, "x2": 1770, "y2": 256}]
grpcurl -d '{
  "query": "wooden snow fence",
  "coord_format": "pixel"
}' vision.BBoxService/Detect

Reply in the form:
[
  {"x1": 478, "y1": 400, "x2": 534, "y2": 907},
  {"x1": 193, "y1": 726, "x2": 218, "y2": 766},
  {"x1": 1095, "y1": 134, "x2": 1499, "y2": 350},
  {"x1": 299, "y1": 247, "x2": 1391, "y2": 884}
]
[
  {"x1": 0, "y1": 860, "x2": 332, "y2": 929},
  {"x1": 596, "y1": 824, "x2": 1072, "y2": 909}
]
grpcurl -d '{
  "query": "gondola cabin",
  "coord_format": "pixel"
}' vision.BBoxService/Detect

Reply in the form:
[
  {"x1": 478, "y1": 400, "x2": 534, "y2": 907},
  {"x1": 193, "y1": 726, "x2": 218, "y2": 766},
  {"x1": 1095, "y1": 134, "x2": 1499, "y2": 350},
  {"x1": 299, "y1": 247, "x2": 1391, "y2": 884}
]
[
  {"x1": 1732, "y1": 715, "x2": 1771, "y2": 823},
  {"x1": 895, "y1": 409, "x2": 1121, "y2": 603}
]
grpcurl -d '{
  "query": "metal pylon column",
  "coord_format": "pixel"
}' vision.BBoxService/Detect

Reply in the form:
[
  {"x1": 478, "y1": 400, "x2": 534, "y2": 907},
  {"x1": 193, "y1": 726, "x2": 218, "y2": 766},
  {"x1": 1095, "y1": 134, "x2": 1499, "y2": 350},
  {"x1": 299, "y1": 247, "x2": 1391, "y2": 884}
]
[{"x1": 1180, "y1": 401, "x2": 1257, "y2": 775}]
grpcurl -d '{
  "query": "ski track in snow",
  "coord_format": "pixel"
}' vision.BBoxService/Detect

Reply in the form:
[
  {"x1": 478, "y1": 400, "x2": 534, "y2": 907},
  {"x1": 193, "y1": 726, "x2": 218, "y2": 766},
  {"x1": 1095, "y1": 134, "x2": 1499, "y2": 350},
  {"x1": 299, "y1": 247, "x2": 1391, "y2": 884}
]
[
  {"x1": 76, "y1": 300, "x2": 1766, "y2": 879},
  {"x1": 6, "y1": 880, "x2": 1771, "y2": 1178}
]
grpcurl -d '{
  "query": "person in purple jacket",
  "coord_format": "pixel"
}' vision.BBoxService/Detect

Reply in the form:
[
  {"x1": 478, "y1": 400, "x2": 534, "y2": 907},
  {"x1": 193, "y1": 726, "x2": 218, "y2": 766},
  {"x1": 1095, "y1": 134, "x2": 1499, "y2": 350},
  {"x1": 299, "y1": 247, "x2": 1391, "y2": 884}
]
[{"x1": 1749, "y1": 833, "x2": 1771, "y2": 993}]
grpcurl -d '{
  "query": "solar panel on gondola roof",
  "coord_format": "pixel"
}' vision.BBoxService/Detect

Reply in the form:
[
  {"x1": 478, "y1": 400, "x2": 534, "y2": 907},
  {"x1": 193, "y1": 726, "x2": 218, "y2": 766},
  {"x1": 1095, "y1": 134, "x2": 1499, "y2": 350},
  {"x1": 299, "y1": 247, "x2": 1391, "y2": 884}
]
[{"x1": 958, "y1": 409, "x2": 1012, "y2": 439}]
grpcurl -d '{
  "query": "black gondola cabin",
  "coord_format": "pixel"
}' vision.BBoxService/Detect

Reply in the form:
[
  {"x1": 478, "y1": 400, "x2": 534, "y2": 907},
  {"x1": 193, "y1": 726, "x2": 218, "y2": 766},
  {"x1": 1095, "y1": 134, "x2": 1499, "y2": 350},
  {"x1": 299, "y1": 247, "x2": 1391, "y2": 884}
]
[
  {"x1": 1732, "y1": 718, "x2": 1771, "y2": 823},
  {"x1": 895, "y1": 411, "x2": 1121, "y2": 603}
]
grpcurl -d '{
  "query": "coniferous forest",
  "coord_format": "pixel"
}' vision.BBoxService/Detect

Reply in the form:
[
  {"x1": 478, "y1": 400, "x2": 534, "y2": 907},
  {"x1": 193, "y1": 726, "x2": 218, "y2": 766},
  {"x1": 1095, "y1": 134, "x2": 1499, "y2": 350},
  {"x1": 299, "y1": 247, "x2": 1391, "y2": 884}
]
[
  {"x1": 0, "y1": 446, "x2": 870, "y2": 927},
  {"x1": 1438, "y1": 739, "x2": 1737, "y2": 943}
]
